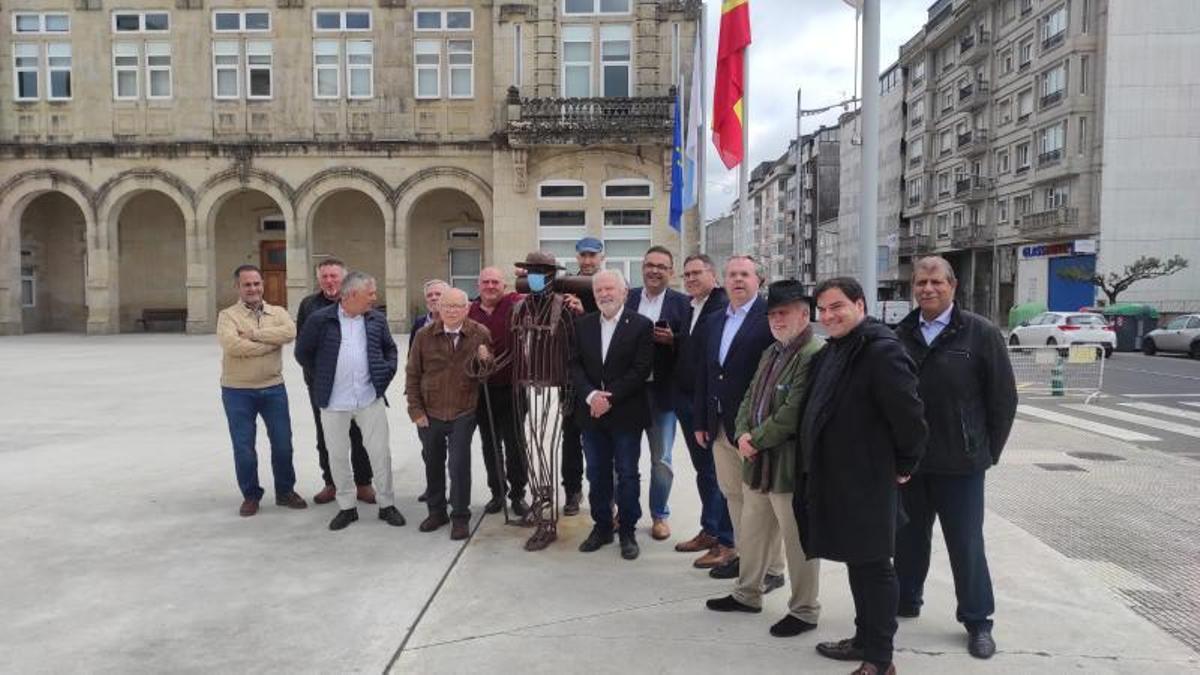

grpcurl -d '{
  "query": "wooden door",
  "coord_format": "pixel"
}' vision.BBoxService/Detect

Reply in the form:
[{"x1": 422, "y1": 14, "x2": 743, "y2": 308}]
[{"x1": 260, "y1": 240, "x2": 287, "y2": 308}]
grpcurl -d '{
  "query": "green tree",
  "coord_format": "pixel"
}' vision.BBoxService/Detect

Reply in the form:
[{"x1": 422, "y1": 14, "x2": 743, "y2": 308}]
[{"x1": 1057, "y1": 254, "x2": 1189, "y2": 305}]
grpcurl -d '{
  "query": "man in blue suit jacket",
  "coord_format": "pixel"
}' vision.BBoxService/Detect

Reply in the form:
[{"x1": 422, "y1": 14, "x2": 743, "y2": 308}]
[
  {"x1": 626, "y1": 245, "x2": 692, "y2": 541},
  {"x1": 691, "y1": 256, "x2": 785, "y2": 585}
]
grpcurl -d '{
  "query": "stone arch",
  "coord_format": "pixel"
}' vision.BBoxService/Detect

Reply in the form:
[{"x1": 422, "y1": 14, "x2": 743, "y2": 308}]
[
  {"x1": 391, "y1": 167, "x2": 493, "y2": 331},
  {"x1": 0, "y1": 171, "x2": 96, "y2": 334},
  {"x1": 293, "y1": 167, "x2": 395, "y2": 295},
  {"x1": 196, "y1": 169, "x2": 296, "y2": 327}
]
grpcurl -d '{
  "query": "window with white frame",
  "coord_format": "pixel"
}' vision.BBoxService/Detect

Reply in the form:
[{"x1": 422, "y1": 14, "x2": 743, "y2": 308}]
[
  {"x1": 13, "y1": 13, "x2": 70, "y2": 34},
  {"x1": 313, "y1": 39, "x2": 374, "y2": 99},
  {"x1": 45, "y1": 43, "x2": 71, "y2": 100},
  {"x1": 937, "y1": 172, "x2": 950, "y2": 196},
  {"x1": 939, "y1": 43, "x2": 955, "y2": 73},
  {"x1": 600, "y1": 25, "x2": 631, "y2": 97},
  {"x1": 347, "y1": 40, "x2": 373, "y2": 98},
  {"x1": 936, "y1": 213, "x2": 949, "y2": 237},
  {"x1": 113, "y1": 43, "x2": 140, "y2": 100},
  {"x1": 213, "y1": 41, "x2": 240, "y2": 99},
  {"x1": 997, "y1": 97, "x2": 1012, "y2": 125},
  {"x1": 1017, "y1": 88, "x2": 1033, "y2": 120},
  {"x1": 20, "y1": 250, "x2": 35, "y2": 308},
  {"x1": 562, "y1": 25, "x2": 592, "y2": 97},
  {"x1": 565, "y1": 0, "x2": 631, "y2": 15},
  {"x1": 414, "y1": 40, "x2": 441, "y2": 98},
  {"x1": 450, "y1": 245, "x2": 482, "y2": 297},
  {"x1": 909, "y1": 135, "x2": 923, "y2": 162},
  {"x1": 13, "y1": 44, "x2": 40, "y2": 101},
  {"x1": 146, "y1": 43, "x2": 171, "y2": 99},
  {"x1": 213, "y1": 10, "x2": 271, "y2": 33},
  {"x1": 996, "y1": 148, "x2": 1010, "y2": 173},
  {"x1": 1078, "y1": 116, "x2": 1087, "y2": 154},
  {"x1": 939, "y1": 129, "x2": 953, "y2": 155},
  {"x1": 1043, "y1": 183, "x2": 1069, "y2": 210},
  {"x1": 940, "y1": 86, "x2": 954, "y2": 112},
  {"x1": 953, "y1": 210, "x2": 964, "y2": 230},
  {"x1": 538, "y1": 209, "x2": 587, "y2": 271},
  {"x1": 1041, "y1": 63, "x2": 1065, "y2": 99},
  {"x1": 1014, "y1": 194, "x2": 1031, "y2": 215},
  {"x1": 113, "y1": 11, "x2": 169, "y2": 33},
  {"x1": 997, "y1": 198, "x2": 1009, "y2": 223},
  {"x1": 314, "y1": 40, "x2": 340, "y2": 98},
  {"x1": 603, "y1": 207, "x2": 650, "y2": 285},
  {"x1": 1000, "y1": 48, "x2": 1013, "y2": 75},
  {"x1": 603, "y1": 179, "x2": 651, "y2": 199},
  {"x1": 415, "y1": 8, "x2": 473, "y2": 31},
  {"x1": 246, "y1": 41, "x2": 273, "y2": 99},
  {"x1": 1016, "y1": 142, "x2": 1030, "y2": 170},
  {"x1": 911, "y1": 60, "x2": 925, "y2": 84},
  {"x1": 314, "y1": 10, "x2": 371, "y2": 32},
  {"x1": 539, "y1": 180, "x2": 587, "y2": 199},
  {"x1": 910, "y1": 96, "x2": 924, "y2": 126},
  {"x1": 1042, "y1": 5, "x2": 1067, "y2": 45},
  {"x1": 908, "y1": 177, "x2": 923, "y2": 204},
  {"x1": 448, "y1": 40, "x2": 473, "y2": 98},
  {"x1": 1080, "y1": 55, "x2": 1089, "y2": 94},
  {"x1": 1038, "y1": 122, "x2": 1065, "y2": 157},
  {"x1": 1018, "y1": 38, "x2": 1033, "y2": 68}
]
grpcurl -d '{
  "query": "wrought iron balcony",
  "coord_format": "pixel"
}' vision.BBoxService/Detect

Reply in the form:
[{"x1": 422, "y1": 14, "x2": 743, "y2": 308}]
[
  {"x1": 957, "y1": 80, "x2": 990, "y2": 112},
  {"x1": 952, "y1": 223, "x2": 991, "y2": 248},
  {"x1": 1017, "y1": 206, "x2": 1080, "y2": 238},
  {"x1": 1038, "y1": 148, "x2": 1063, "y2": 167},
  {"x1": 958, "y1": 128, "x2": 989, "y2": 155},
  {"x1": 1042, "y1": 30, "x2": 1066, "y2": 52},
  {"x1": 505, "y1": 87, "x2": 673, "y2": 147},
  {"x1": 962, "y1": 31, "x2": 991, "y2": 64},
  {"x1": 899, "y1": 233, "x2": 920, "y2": 255},
  {"x1": 954, "y1": 175, "x2": 993, "y2": 202},
  {"x1": 1040, "y1": 89, "x2": 1064, "y2": 110}
]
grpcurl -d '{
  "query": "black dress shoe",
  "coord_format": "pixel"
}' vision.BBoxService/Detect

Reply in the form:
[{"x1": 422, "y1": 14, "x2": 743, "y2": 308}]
[
  {"x1": 763, "y1": 573, "x2": 785, "y2": 594},
  {"x1": 379, "y1": 506, "x2": 406, "y2": 527},
  {"x1": 816, "y1": 637, "x2": 866, "y2": 662},
  {"x1": 897, "y1": 604, "x2": 920, "y2": 618},
  {"x1": 578, "y1": 527, "x2": 614, "y2": 552},
  {"x1": 770, "y1": 614, "x2": 817, "y2": 637},
  {"x1": 619, "y1": 533, "x2": 639, "y2": 560},
  {"x1": 484, "y1": 495, "x2": 504, "y2": 514},
  {"x1": 510, "y1": 498, "x2": 529, "y2": 517},
  {"x1": 563, "y1": 492, "x2": 582, "y2": 516},
  {"x1": 968, "y1": 626, "x2": 996, "y2": 659},
  {"x1": 329, "y1": 508, "x2": 359, "y2": 531},
  {"x1": 705, "y1": 595, "x2": 761, "y2": 613},
  {"x1": 709, "y1": 556, "x2": 740, "y2": 579}
]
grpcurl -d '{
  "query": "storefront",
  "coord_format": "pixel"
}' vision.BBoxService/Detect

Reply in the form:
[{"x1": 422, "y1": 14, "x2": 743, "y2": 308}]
[{"x1": 1015, "y1": 240, "x2": 1098, "y2": 311}]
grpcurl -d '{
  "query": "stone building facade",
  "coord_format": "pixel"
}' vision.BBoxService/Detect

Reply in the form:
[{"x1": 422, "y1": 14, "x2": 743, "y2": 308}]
[{"x1": 1, "y1": 0, "x2": 700, "y2": 334}]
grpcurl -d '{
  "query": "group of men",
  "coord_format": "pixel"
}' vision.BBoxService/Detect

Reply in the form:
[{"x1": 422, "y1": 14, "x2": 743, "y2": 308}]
[{"x1": 214, "y1": 236, "x2": 1017, "y2": 675}]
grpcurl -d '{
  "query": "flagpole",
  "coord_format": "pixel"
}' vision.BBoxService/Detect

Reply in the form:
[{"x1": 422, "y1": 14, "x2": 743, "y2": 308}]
[
  {"x1": 737, "y1": 41, "x2": 750, "y2": 253},
  {"x1": 860, "y1": 0, "x2": 880, "y2": 314},
  {"x1": 677, "y1": 21, "x2": 686, "y2": 266},
  {"x1": 698, "y1": 7, "x2": 708, "y2": 255}
]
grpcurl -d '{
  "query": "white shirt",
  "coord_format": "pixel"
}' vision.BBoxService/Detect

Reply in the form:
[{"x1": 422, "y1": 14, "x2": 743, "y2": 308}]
[
  {"x1": 689, "y1": 293, "x2": 711, "y2": 333},
  {"x1": 920, "y1": 303, "x2": 954, "y2": 346},
  {"x1": 586, "y1": 308, "x2": 623, "y2": 404},
  {"x1": 636, "y1": 289, "x2": 665, "y2": 381},
  {"x1": 327, "y1": 306, "x2": 377, "y2": 411},
  {"x1": 719, "y1": 300, "x2": 752, "y2": 365}
]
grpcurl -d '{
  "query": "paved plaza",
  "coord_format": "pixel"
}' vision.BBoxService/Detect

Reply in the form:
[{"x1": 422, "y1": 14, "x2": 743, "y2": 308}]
[{"x1": 1, "y1": 335, "x2": 1198, "y2": 674}]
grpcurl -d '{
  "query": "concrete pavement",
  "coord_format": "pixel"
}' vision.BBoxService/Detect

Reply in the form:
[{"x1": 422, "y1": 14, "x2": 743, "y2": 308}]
[{"x1": 0, "y1": 334, "x2": 1197, "y2": 673}]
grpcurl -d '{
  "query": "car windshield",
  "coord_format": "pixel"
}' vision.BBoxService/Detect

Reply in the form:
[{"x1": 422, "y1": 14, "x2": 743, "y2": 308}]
[{"x1": 1066, "y1": 314, "x2": 1107, "y2": 326}]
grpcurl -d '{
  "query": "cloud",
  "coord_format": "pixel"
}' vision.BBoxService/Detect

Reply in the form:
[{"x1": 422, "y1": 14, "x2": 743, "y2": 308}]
[{"x1": 702, "y1": 0, "x2": 930, "y2": 217}]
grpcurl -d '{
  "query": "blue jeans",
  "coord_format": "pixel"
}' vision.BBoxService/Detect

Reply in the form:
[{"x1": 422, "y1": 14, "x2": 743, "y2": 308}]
[
  {"x1": 646, "y1": 390, "x2": 676, "y2": 520},
  {"x1": 675, "y1": 396, "x2": 733, "y2": 546},
  {"x1": 221, "y1": 384, "x2": 296, "y2": 501},
  {"x1": 895, "y1": 470, "x2": 995, "y2": 629},
  {"x1": 582, "y1": 427, "x2": 642, "y2": 535}
]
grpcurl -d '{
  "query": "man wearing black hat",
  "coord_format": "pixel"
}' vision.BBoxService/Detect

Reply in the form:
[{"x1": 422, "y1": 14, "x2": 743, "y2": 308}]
[{"x1": 706, "y1": 281, "x2": 823, "y2": 638}]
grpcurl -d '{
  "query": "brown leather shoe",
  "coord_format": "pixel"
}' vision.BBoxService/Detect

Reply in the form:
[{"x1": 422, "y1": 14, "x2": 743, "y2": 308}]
[
  {"x1": 651, "y1": 518, "x2": 671, "y2": 541},
  {"x1": 239, "y1": 499, "x2": 259, "y2": 517},
  {"x1": 693, "y1": 544, "x2": 737, "y2": 569},
  {"x1": 275, "y1": 492, "x2": 308, "y2": 509},
  {"x1": 313, "y1": 485, "x2": 336, "y2": 504},
  {"x1": 356, "y1": 485, "x2": 377, "y2": 504},
  {"x1": 450, "y1": 518, "x2": 470, "y2": 541},
  {"x1": 675, "y1": 531, "x2": 719, "y2": 553},
  {"x1": 419, "y1": 512, "x2": 450, "y2": 532}
]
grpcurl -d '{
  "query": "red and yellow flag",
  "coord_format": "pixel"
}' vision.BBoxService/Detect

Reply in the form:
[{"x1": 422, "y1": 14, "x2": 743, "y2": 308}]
[{"x1": 712, "y1": 0, "x2": 751, "y2": 169}]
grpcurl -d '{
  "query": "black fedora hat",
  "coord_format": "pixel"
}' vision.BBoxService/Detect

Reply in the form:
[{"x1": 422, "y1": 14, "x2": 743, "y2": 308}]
[
  {"x1": 766, "y1": 279, "x2": 811, "y2": 311},
  {"x1": 515, "y1": 250, "x2": 566, "y2": 271}
]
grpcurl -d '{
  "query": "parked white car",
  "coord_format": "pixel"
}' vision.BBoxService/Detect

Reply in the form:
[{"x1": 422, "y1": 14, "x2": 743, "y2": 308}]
[
  {"x1": 1008, "y1": 311, "x2": 1116, "y2": 357},
  {"x1": 1142, "y1": 314, "x2": 1200, "y2": 359}
]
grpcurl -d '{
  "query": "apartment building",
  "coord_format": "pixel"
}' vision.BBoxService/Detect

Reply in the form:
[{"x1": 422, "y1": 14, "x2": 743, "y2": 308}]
[
  {"x1": 704, "y1": 212, "x2": 734, "y2": 273},
  {"x1": 898, "y1": 0, "x2": 1104, "y2": 321},
  {"x1": 797, "y1": 125, "x2": 839, "y2": 293},
  {"x1": 2, "y1": 0, "x2": 700, "y2": 334},
  {"x1": 741, "y1": 151, "x2": 794, "y2": 282}
]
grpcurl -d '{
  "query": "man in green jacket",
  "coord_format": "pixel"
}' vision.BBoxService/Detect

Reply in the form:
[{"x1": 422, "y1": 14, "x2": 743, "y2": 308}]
[{"x1": 706, "y1": 280, "x2": 823, "y2": 638}]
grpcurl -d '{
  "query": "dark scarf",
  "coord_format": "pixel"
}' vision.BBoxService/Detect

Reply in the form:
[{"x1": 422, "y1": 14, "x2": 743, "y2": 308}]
[
  {"x1": 798, "y1": 319, "x2": 869, "y2": 473},
  {"x1": 746, "y1": 325, "x2": 813, "y2": 492}
]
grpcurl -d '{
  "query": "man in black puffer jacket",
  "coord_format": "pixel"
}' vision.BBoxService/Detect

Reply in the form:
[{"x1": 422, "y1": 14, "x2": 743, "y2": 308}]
[
  {"x1": 893, "y1": 256, "x2": 1017, "y2": 661},
  {"x1": 295, "y1": 271, "x2": 404, "y2": 532},
  {"x1": 798, "y1": 277, "x2": 927, "y2": 675}
]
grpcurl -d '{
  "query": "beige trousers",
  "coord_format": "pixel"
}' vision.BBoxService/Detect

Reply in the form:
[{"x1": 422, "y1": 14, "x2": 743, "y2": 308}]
[
  {"x1": 713, "y1": 426, "x2": 784, "y2": 576},
  {"x1": 321, "y1": 398, "x2": 394, "y2": 511},
  {"x1": 732, "y1": 488, "x2": 821, "y2": 621}
]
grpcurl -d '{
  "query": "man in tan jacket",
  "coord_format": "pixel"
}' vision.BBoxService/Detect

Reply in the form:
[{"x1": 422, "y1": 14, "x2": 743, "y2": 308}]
[
  {"x1": 217, "y1": 264, "x2": 307, "y2": 517},
  {"x1": 406, "y1": 287, "x2": 491, "y2": 540}
]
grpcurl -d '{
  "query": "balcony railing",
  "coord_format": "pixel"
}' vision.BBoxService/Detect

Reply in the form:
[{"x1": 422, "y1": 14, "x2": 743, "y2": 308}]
[
  {"x1": 963, "y1": 31, "x2": 991, "y2": 64},
  {"x1": 957, "y1": 80, "x2": 990, "y2": 111},
  {"x1": 1017, "y1": 206, "x2": 1080, "y2": 238},
  {"x1": 505, "y1": 88, "x2": 673, "y2": 146},
  {"x1": 909, "y1": 154, "x2": 923, "y2": 167},
  {"x1": 1040, "y1": 89, "x2": 1064, "y2": 109},
  {"x1": 951, "y1": 223, "x2": 992, "y2": 248},
  {"x1": 1042, "y1": 30, "x2": 1066, "y2": 51},
  {"x1": 959, "y1": 34, "x2": 975, "y2": 54},
  {"x1": 1038, "y1": 148, "x2": 1063, "y2": 167},
  {"x1": 954, "y1": 175, "x2": 994, "y2": 201},
  {"x1": 959, "y1": 128, "x2": 989, "y2": 155},
  {"x1": 899, "y1": 234, "x2": 919, "y2": 255}
]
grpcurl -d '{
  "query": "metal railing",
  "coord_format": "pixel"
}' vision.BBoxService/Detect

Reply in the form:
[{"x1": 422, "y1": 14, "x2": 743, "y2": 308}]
[
  {"x1": 506, "y1": 90, "x2": 673, "y2": 146},
  {"x1": 1009, "y1": 345, "x2": 1105, "y2": 403}
]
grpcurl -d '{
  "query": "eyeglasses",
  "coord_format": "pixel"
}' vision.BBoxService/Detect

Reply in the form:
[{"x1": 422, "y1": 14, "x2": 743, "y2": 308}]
[{"x1": 643, "y1": 263, "x2": 671, "y2": 271}]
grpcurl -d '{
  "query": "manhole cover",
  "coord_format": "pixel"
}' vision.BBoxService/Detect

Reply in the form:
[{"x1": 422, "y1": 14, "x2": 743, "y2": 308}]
[
  {"x1": 1067, "y1": 451, "x2": 1126, "y2": 462},
  {"x1": 1035, "y1": 462, "x2": 1087, "y2": 472}
]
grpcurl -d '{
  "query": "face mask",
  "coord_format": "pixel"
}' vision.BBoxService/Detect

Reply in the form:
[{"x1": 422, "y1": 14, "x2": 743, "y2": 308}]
[{"x1": 528, "y1": 273, "x2": 548, "y2": 293}]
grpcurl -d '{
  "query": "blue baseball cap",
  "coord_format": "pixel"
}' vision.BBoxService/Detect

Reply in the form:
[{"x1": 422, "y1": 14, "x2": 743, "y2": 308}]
[{"x1": 575, "y1": 236, "x2": 604, "y2": 253}]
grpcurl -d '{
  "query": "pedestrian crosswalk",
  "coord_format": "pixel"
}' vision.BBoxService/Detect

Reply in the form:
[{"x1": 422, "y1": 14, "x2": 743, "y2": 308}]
[{"x1": 1017, "y1": 398, "x2": 1200, "y2": 449}]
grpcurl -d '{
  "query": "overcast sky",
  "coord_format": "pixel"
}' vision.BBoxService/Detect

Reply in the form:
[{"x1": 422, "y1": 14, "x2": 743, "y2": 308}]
[{"x1": 700, "y1": 0, "x2": 931, "y2": 219}]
